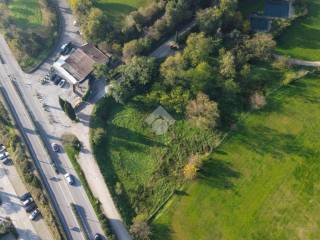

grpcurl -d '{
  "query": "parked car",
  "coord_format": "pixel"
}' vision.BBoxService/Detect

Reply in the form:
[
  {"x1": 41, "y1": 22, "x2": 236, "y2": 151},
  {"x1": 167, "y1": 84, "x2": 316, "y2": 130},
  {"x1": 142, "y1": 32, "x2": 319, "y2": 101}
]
[
  {"x1": 29, "y1": 209, "x2": 40, "y2": 220},
  {"x1": 1, "y1": 157, "x2": 10, "y2": 165},
  {"x1": 0, "y1": 151, "x2": 9, "y2": 160},
  {"x1": 25, "y1": 202, "x2": 37, "y2": 213},
  {"x1": 58, "y1": 79, "x2": 66, "y2": 88},
  {"x1": 20, "y1": 192, "x2": 31, "y2": 201},
  {"x1": 22, "y1": 197, "x2": 33, "y2": 207},
  {"x1": 60, "y1": 42, "x2": 74, "y2": 55},
  {"x1": 54, "y1": 76, "x2": 62, "y2": 85},
  {"x1": 94, "y1": 233, "x2": 103, "y2": 240},
  {"x1": 51, "y1": 143, "x2": 59, "y2": 152},
  {"x1": 0, "y1": 144, "x2": 6, "y2": 153},
  {"x1": 64, "y1": 173, "x2": 74, "y2": 185},
  {"x1": 50, "y1": 74, "x2": 58, "y2": 82}
]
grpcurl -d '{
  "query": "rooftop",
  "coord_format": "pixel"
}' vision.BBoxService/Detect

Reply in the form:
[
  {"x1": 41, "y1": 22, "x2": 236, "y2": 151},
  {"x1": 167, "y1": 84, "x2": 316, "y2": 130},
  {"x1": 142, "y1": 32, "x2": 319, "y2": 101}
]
[{"x1": 54, "y1": 43, "x2": 109, "y2": 85}]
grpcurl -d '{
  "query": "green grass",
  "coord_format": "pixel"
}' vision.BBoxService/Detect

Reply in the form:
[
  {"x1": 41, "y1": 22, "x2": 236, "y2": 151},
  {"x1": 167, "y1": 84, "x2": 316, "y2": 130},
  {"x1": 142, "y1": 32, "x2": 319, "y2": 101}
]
[
  {"x1": 0, "y1": 0, "x2": 58, "y2": 71},
  {"x1": 8, "y1": 0, "x2": 42, "y2": 28},
  {"x1": 276, "y1": 0, "x2": 320, "y2": 61},
  {"x1": 91, "y1": 98, "x2": 169, "y2": 221},
  {"x1": 153, "y1": 74, "x2": 320, "y2": 240},
  {"x1": 95, "y1": 0, "x2": 148, "y2": 26}
]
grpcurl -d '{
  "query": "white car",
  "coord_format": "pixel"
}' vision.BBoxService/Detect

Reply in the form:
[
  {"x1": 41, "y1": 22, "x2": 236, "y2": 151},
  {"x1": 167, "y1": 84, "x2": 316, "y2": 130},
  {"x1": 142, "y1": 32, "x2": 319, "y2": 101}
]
[
  {"x1": 29, "y1": 209, "x2": 40, "y2": 220},
  {"x1": 58, "y1": 79, "x2": 66, "y2": 88},
  {"x1": 51, "y1": 143, "x2": 59, "y2": 152},
  {"x1": 0, "y1": 151, "x2": 9, "y2": 160},
  {"x1": 0, "y1": 144, "x2": 6, "y2": 153},
  {"x1": 64, "y1": 173, "x2": 74, "y2": 185},
  {"x1": 23, "y1": 197, "x2": 33, "y2": 207}
]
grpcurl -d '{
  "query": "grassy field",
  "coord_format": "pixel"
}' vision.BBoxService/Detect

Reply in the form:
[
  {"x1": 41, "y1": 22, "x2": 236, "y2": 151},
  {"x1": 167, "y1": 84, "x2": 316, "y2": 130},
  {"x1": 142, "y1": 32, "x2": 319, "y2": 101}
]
[
  {"x1": 96, "y1": 0, "x2": 148, "y2": 26},
  {"x1": 276, "y1": 0, "x2": 320, "y2": 60},
  {"x1": 0, "y1": 0, "x2": 58, "y2": 71},
  {"x1": 152, "y1": 74, "x2": 320, "y2": 240},
  {"x1": 91, "y1": 98, "x2": 172, "y2": 222}
]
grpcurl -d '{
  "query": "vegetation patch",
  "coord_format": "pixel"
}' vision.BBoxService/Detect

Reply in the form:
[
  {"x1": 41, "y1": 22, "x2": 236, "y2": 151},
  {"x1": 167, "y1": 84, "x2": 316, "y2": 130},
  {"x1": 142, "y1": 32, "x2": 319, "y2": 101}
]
[
  {"x1": 0, "y1": 0, "x2": 59, "y2": 71},
  {"x1": 95, "y1": 0, "x2": 148, "y2": 26},
  {"x1": 276, "y1": 0, "x2": 320, "y2": 60},
  {"x1": 153, "y1": 74, "x2": 320, "y2": 240}
]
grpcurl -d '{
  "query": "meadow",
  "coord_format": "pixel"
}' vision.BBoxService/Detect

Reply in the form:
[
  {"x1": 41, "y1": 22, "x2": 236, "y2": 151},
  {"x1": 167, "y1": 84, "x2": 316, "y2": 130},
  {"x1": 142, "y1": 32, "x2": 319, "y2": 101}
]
[
  {"x1": 96, "y1": 0, "x2": 148, "y2": 26},
  {"x1": 276, "y1": 0, "x2": 320, "y2": 60},
  {"x1": 152, "y1": 74, "x2": 320, "y2": 240}
]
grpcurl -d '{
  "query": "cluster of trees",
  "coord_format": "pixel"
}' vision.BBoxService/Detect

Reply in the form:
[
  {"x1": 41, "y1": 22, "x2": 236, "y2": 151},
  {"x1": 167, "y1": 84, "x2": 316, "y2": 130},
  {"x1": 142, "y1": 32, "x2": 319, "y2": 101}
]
[{"x1": 122, "y1": 0, "x2": 213, "y2": 61}]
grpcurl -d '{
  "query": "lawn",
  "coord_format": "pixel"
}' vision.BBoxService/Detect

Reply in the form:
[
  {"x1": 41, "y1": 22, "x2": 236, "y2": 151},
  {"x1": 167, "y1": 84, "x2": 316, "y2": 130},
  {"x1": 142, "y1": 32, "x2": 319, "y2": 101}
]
[
  {"x1": 153, "y1": 74, "x2": 320, "y2": 240},
  {"x1": 95, "y1": 0, "x2": 148, "y2": 26},
  {"x1": 0, "y1": 0, "x2": 58, "y2": 71},
  {"x1": 276, "y1": 0, "x2": 320, "y2": 61}
]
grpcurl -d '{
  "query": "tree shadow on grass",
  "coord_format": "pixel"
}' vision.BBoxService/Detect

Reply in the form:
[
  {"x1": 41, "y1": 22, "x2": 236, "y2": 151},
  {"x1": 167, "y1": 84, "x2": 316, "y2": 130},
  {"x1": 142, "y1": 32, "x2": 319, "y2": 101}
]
[
  {"x1": 199, "y1": 157, "x2": 240, "y2": 189},
  {"x1": 151, "y1": 223, "x2": 174, "y2": 240}
]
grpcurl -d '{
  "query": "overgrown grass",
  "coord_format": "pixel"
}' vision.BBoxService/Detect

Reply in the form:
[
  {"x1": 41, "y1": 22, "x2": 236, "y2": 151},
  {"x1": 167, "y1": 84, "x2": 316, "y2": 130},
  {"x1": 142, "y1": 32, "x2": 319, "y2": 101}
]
[
  {"x1": 0, "y1": 0, "x2": 59, "y2": 71},
  {"x1": 95, "y1": 0, "x2": 148, "y2": 26},
  {"x1": 276, "y1": 0, "x2": 320, "y2": 60},
  {"x1": 152, "y1": 74, "x2": 320, "y2": 240},
  {"x1": 90, "y1": 96, "x2": 220, "y2": 224}
]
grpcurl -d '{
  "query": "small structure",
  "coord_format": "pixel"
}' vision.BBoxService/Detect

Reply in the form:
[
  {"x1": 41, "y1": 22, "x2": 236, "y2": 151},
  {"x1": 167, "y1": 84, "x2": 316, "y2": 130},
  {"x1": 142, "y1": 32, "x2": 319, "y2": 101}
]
[
  {"x1": 145, "y1": 106, "x2": 175, "y2": 135},
  {"x1": 264, "y1": 0, "x2": 293, "y2": 19},
  {"x1": 53, "y1": 43, "x2": 110, "y2": 96},
  {"x1": 250, "y1": 15, "x2": 272, "y2": 32}
]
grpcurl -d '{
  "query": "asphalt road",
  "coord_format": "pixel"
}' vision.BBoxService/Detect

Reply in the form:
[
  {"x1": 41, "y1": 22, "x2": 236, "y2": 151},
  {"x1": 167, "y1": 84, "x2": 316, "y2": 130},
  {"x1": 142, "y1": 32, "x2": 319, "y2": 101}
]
[{"x1": 0, "y1": 36, "x2": 104, "y2": 239}]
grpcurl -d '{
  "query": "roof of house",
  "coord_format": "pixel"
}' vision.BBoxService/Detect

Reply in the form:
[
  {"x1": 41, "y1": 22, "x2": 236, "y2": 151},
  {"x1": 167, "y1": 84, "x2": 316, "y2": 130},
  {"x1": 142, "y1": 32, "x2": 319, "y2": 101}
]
[
  {"x1": 264, "y1": 0, "x2": 292, "y2": 18},
  {"x1": 60, "y1": 43, "x2": 109, "y2": 83},
  {"x1": 250, "y1": 16, "x2": 272, "y2": 32}
]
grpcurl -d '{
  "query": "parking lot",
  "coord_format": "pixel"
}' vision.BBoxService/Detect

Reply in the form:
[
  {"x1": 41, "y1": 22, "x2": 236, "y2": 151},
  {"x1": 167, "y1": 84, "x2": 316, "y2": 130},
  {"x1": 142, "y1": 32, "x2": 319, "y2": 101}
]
[{"x1": 0, "y1": 145, "x2": 53, "y2": 240}]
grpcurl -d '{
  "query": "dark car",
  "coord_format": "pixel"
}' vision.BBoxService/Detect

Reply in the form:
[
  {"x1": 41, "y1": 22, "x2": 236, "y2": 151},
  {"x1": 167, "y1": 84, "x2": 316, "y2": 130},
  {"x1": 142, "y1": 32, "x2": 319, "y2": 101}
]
[
  {"x1": 25, "y1": 202, "x2": 37, "y2": 213},
  {"x1": 54, "y1": 75, "x2": 62, "y2": 85},
  {"x1": 50, "y1": 74, "x2": 59, "y2": 82},
  {"x1": 60, "y1": 42, "x2": 74, "y2": 55},
  {"x1": 20, "y1": 192, "x2": 31, "y2": 201},
  {"x1": 94, "y1": 233, "x2": 103, "y2": 240},
  {"x1": 1, "y1": 157, "x2": 10, "y2": 165}
]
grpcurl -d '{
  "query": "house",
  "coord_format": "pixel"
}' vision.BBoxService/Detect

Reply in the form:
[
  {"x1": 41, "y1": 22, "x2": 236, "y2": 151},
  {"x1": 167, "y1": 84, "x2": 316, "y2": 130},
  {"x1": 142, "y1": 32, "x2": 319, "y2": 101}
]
[
  {"x1": 53, "y1": 43, "x2": 110, "y2": 95},
  {"x1": 250, "y1": 15, "x2": 272, "y2": 32},
  {"x1": 264, "y1": 0, "x2": 293, "y2": 18}
]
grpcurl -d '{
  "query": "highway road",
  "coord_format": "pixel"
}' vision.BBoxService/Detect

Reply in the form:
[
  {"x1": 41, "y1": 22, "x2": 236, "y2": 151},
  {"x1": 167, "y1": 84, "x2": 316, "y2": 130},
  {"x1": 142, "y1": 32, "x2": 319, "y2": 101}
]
[{"x1": 0, "y1": 35, "x2": 104, "y2": 239}]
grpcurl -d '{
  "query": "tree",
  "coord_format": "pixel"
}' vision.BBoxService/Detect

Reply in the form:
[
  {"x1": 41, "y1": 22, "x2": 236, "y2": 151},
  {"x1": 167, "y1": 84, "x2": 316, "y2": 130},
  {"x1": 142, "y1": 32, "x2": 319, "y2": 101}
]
[
  {"x1": 196, "y1": 7, "x2": 222, "y2": 35},
  {"x1": 130, "y1": 215, "x2": 151, "y2": 240},
  {"x1": 183, "y1": 32, "x2": 220, "y2": 67},
  {"x1": 186, "y1": 92, "x2": 219, "y2": 129},
  {"x1": 93, "y1": 63, "x2": 108, "y2": 80},
  {"x1": 64, "y1": 100, "x2": 77, "y2": 121},
  {"x1": 112, "y1": 56, "x2": 157, "y2": 101},
  {"x1": 183, "y1": 154, "x2": 202, "y2": 180},
  {"x1": 219, "y1": 49, "x2": 236, "y2": 79},
  {"x1": 245, "y1": 33, "x2": 276, "y2": 61},
  {"x1": 81, "y1": 8, "x2": 113, "y2": 43},
  {"x1": 154, "y1": 87, "x2": 190, "y2": 114},
  {"x1": 160, "y1": 52, "x2": 187, "y2": 87}
]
